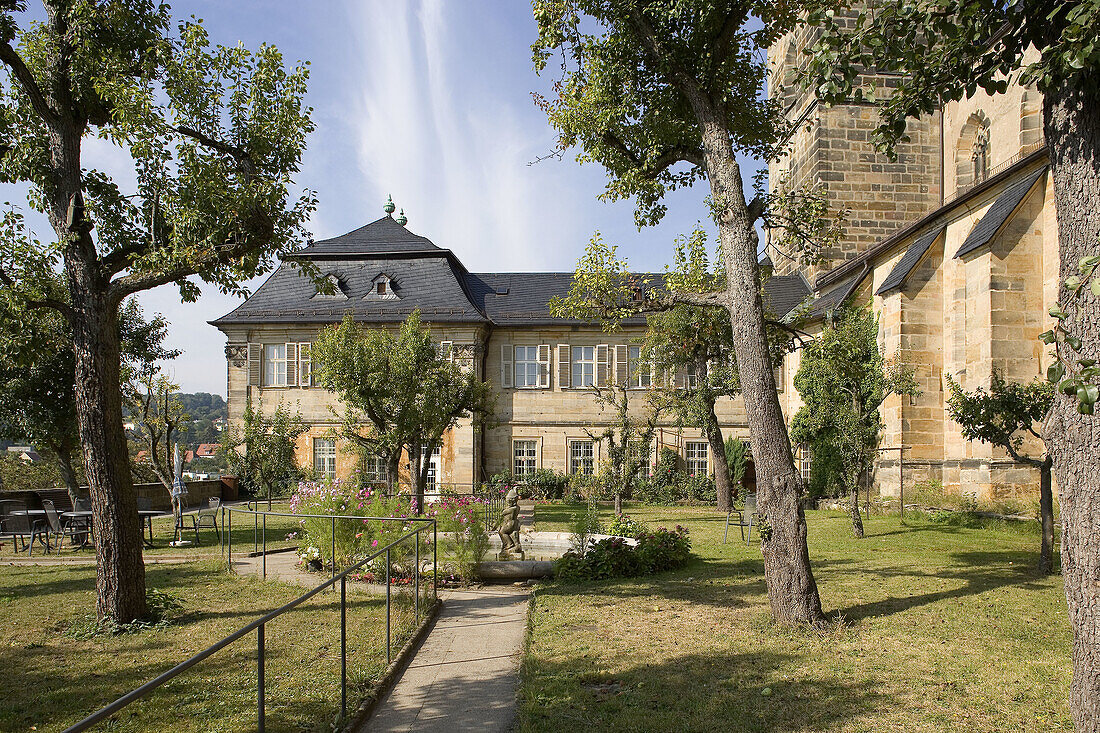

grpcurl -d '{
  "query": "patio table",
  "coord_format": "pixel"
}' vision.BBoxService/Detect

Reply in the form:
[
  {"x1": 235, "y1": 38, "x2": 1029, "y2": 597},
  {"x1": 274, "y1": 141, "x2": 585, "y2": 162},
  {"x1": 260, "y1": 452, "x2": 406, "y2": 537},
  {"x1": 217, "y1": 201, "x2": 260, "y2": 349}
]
[
  {"x1": 11, "y1": 510, "x2": 49, "y2": 553},
  {"x1": 59, "y1": 510, "x2": 159, "y2": 548}
]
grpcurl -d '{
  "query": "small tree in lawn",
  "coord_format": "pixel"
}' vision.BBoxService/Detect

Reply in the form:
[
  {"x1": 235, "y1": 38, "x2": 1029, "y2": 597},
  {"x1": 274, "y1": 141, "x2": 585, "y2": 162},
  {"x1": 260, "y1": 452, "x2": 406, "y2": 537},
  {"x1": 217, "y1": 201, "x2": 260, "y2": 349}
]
[
  {"x1": 585, "y1": 383, "x2": 662, "y2": 514},
  {"x1": 221, "y1": 397, "x2": 307, "y2": 503},
  {"x1": 946, "y1": 371, "x2": 1056, "y2": 574},
  {"x1": 312, "y1": 311, "x2": 494, "y2": 511},
  {"x1": 791, "y1": 305, "x2": 918, "y2": 538},
  {"x1": 124, "y1": 369, "x2": 188, "y2": 500},
  {"x1": 0, "y1": 4, "x2": 314, "y2": 624},
  {"x1": 724, "y1": 436, "x2": 748, "y2": 501}
]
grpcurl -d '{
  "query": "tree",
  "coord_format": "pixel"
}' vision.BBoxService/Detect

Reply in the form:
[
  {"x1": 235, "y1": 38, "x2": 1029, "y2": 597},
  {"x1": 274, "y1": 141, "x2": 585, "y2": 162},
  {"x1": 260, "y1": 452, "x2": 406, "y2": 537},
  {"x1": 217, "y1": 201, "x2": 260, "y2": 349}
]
[
  {"x1": 533, "y1": 1, "x2": 842, "y2": 624},
  {"x1": 312, "y1": 311, "x2": 494, "y2": 511},
  {"x1": 124, "y1": 368, "x2": 188, "y2": 498},
  {"x1": 0, "y1": 287, "x2": 176, "y2": 503},
  {"x1": 946, "y1": 371, "x2": 1056, "y2": 574},
  {"x1": 803, "y1": 3, "x2": 1100, "y2": 722},
  {"x1": 585, "y1": 383, "x2": 662, "y2": 514},
  {"x1": 221, "y1": 396, "x2": 307, "y2": 501},
  {"x1": 724, "y1": 435, "x2": 748, "y2": 499},
  {"x1": 0, "y1": 3, "x2": 314, "y2": 624},
  {"x1": 790, "y1": 305, "x2": 918, "y2": 538}
]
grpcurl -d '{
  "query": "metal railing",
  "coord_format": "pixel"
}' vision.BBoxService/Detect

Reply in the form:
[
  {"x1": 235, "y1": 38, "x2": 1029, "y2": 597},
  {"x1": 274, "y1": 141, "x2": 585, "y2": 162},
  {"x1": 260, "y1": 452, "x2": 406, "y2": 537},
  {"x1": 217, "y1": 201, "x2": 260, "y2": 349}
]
[{"x1": 64, "y1": 508, "x2": 437, "y2": 733}]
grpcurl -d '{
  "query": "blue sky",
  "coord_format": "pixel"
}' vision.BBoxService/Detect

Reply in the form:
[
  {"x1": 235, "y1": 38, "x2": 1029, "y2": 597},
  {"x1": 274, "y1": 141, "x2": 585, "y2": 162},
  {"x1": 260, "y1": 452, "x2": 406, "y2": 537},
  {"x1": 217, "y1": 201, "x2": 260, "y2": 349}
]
[{"x1": 7, "y1": 1, "x2": 765, "y2": 395}]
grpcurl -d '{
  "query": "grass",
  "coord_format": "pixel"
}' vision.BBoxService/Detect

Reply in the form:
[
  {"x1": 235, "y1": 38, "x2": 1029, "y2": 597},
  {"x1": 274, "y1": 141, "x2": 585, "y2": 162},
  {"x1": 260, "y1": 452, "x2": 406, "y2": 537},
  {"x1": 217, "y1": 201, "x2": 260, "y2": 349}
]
[
  {"x1": 0, "y1": 558, "x2": 429, "y2": 732},
  {"x1": 520, "y1": 503, "x2": 1072, "y2": 732}
]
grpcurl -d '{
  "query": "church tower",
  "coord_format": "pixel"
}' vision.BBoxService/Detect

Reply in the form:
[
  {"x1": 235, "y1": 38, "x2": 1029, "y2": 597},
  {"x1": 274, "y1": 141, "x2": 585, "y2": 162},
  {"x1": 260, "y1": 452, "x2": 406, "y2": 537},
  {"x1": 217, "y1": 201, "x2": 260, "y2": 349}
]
[{"x1": 766, "y1": 16, "x2": 944, "y2": 282}]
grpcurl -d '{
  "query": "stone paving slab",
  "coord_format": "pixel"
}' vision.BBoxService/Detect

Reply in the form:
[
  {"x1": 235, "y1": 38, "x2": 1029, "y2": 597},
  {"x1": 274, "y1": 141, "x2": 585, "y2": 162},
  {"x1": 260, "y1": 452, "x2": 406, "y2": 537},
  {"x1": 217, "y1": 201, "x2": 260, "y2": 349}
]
[{"x1": 357, "y1": 584, "x2": 531, "y2": 733}]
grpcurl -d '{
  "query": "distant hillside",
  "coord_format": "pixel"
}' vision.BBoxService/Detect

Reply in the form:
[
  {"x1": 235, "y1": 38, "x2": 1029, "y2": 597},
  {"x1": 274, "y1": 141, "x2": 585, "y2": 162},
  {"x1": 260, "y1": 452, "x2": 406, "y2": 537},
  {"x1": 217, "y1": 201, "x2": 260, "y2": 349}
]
[{"x1": 176, "y1": 393, "x2": 227, "y2": 423}]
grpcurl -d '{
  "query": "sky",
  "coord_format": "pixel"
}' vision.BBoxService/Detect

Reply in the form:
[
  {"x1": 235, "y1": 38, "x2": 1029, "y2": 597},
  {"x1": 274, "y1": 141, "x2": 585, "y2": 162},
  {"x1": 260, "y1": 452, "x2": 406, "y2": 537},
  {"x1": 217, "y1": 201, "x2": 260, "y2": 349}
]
[{"x1": 5, "y1": 1, "x2": 765, "y2": 396}]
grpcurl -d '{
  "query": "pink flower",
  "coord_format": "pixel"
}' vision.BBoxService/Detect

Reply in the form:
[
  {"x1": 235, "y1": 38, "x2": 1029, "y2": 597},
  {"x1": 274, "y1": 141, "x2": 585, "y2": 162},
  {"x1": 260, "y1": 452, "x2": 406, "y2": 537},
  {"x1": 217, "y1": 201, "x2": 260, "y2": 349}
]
[{"x1": 372, "y1": 539, "x2": 379, "y2": 547}]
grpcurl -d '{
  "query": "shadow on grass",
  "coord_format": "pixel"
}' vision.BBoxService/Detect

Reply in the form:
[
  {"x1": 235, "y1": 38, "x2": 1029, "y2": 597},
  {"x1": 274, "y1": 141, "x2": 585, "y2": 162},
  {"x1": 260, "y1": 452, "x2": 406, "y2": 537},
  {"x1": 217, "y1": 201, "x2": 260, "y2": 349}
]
[{"x1": 519, "y1": 648, "x2": 887, "y2": 732}]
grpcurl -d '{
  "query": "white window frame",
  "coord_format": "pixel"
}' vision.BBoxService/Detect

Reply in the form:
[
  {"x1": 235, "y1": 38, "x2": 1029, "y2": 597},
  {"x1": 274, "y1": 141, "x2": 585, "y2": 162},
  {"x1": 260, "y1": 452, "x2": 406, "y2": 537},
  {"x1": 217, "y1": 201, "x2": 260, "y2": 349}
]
[
  {"x1": 264, "y1": 344, "x2": 288, "y2": 387},
  {"x1": 514, "y1": 345, "x2": 541, "y2": 388},
  {"x1": 628, "y1": 345, "x2": 652, "y2": 389},
  {"x1": 363, "y1": 453, "x2": 389, "y2": 485},
  {"x1": 569, "y1": 439, "x2": 594, "y2": 476},
  {"x1": 799, "y1": 442, "x2": 811, "y2": 482},
  {"x1": 571, "y1": 346, "x2": 596, "y2": 388},
  {"x1": 513, "y1": 439, "x2": 538, "y2": 476},
  {"x1": 313, "y1": 438, "x2": 337, "y2": 480},
  {"x1": 685, "y1": 441, "x2": 709, "y2": 477}
]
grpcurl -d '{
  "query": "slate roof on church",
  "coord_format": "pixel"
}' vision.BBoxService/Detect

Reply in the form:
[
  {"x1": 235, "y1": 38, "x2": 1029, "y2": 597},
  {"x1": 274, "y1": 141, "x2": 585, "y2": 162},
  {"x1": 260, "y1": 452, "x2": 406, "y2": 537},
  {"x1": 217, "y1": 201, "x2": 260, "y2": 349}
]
[
  {"x1": 875, "y1": 226, "x2": 945, "y2": 295},
  {"x1": 213, "y1": 217, "x2": 812, "y2": 327},
  {"x1": 954, "y1": 167, "x2": 1047, "y2": 259}
]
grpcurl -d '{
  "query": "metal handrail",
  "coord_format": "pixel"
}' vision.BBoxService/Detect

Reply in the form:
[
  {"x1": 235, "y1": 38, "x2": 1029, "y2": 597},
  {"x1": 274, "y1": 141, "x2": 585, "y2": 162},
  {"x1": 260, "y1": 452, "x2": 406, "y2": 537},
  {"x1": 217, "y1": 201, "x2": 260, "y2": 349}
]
[{"x1": 64, "y1": 511, "x2": 437, "y2": 733}]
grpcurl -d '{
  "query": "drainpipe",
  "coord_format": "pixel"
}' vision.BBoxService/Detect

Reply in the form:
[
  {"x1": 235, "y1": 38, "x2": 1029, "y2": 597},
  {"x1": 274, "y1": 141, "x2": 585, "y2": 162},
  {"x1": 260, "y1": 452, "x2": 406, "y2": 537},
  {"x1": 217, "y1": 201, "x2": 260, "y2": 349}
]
[{"x1": 478, "y1": 323, "x2": 494, "y2": 485}]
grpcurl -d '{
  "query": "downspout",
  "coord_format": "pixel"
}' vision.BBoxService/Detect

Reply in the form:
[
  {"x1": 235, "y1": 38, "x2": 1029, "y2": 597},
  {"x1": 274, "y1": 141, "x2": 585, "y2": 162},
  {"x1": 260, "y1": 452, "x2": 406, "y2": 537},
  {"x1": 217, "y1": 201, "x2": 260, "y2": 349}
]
[
  {"x1": 478, "y1": 323, "x2": 494, "y2": 486},
  {"x1": 940, "y1": 106, "x2": 946, "y2": 207}
]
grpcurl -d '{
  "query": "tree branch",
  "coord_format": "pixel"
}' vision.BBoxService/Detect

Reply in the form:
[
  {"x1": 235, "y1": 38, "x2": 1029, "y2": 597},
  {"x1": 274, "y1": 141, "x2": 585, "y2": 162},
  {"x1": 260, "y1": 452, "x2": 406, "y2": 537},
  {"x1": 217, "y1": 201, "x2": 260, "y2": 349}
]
[
  {"x1": 601, "y1": 130, "x2": 703, "y2": 178},
  {"x1": 0, "y1": 41, "x2": 58, "y2": 125},
  {"x1": 0, "y1": 264, "x2": 75, "y2": 320},
  {"x1": 173, "y1": 125, "x2": 257, "y2": 177}
]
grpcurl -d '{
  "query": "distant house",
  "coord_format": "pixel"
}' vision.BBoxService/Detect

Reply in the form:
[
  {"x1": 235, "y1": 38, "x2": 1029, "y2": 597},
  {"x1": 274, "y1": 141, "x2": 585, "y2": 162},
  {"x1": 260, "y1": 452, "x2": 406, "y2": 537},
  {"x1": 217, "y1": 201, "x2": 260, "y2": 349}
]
[
  {"x1": 6, "y1": 446, "x2": 41, "y2": 463},
  {"x1": 195, "y1": 444, "x2": 220, "y2": 459}
]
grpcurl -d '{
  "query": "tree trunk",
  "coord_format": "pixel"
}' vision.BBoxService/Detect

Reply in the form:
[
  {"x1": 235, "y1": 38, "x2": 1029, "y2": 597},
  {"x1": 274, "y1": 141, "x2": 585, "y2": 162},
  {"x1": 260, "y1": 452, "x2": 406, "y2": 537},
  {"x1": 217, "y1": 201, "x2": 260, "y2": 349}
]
[
  {"x1": 409, "y1": 439, "x2": 424, "y2": 514},
  {"x1": 696, "y1": 113, "x2": 824, "y2": 625},
  {"x1": 706, "y1": 401, "x2": 732, "y2": 512},
  {"x1": 849, "y1": 483, "x2": 864, "y2": 539},
  {"x1": 68, "y1": 284, "x2": 147, "y2": 625},
  {"x1": 1044, "y1": 74, "x2": 1100, "y2": 733},
  {"x1": 54, "y1": 446, "x2": 82, "y2": 506},
  {"x1": 1039, "y1": 457, "x2": 1054, "y2": 576}
]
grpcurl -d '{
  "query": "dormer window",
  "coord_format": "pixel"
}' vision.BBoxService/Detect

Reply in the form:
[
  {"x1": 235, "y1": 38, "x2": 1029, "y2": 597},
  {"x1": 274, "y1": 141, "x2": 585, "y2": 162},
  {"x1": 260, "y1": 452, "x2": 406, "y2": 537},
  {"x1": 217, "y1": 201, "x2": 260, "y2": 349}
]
[
  {"x1": 366, "y1": 273, "x2": 399, "y2": 300},
  {"x1": 312, "y1": 274, "x2": 348, "y2": 301}
]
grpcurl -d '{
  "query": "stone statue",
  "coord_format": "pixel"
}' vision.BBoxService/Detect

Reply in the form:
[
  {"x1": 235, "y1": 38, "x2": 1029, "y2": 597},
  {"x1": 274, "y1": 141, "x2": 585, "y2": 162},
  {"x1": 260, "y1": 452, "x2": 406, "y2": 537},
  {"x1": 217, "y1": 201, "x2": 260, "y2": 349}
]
[{"x1": 496, "y1": 487, "x2": 524, "y2": 560}]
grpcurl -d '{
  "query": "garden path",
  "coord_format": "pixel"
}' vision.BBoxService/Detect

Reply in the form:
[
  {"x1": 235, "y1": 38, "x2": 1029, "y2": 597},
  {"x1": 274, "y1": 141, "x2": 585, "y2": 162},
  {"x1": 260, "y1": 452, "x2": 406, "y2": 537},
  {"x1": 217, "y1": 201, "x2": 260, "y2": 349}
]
[{"x1": 356, "y1": 584, "x2": 531, "y2": 733}]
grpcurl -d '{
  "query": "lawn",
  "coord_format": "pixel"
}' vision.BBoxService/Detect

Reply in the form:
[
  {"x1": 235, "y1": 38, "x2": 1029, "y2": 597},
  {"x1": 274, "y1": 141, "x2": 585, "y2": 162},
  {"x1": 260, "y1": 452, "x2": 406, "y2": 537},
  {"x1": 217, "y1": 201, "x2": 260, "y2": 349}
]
[
  {"x1": 520, "y1": 503, "x2": 1072, "y2": 732},
  {"x1": 0, "y1": 558, "x2": 426, "y2": 732}
]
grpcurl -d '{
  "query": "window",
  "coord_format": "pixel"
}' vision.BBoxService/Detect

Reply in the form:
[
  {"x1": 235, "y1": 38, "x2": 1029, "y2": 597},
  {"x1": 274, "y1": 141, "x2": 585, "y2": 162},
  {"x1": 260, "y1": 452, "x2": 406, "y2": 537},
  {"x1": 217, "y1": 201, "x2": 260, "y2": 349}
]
[
  {"x1": 685, "y1": 441, "x2": 709, "y2": 477},
  {"x1": 421, "y1": 445, "x2": 441, "y2": 493},
  {"x1": 515, "y1": 346, "x2": 540, "y2": 388},
  {"x1": 362, "y1": 454, "x2": 389, "y2": 486},
  {"x1": 377, "y1": 281, "x2": 387, "y2": 295},
  {"x1": 686, "y1": 363, "x2": 702, "y2": 390},
  {"x1": 799, "y1": 443, "x2": 812, "y2": 483},
  {"x1": 569, "y1": 439, "x2": 594, "y2": 475},
  {"x1": 572, "y1": 346, "x2": 596, "y2": 388},
  {"x1": 972, "y1": 126, "x2": 990, "y2": 184},
  {"x1": 629, "y1": 441, "x2": 651, "y2": 477},
  {"x1": 313, "y1": 438, "x2": 336, "y2": 480},
  {"x1": 264, "y1": 344, "x2": 287, "y2": 387},
  {"x1": 628, "y1": 346, "x2": 651, "y2": 389},
  {"x1": 513, "y1": 440, "x2": 537, "y2": 476}
]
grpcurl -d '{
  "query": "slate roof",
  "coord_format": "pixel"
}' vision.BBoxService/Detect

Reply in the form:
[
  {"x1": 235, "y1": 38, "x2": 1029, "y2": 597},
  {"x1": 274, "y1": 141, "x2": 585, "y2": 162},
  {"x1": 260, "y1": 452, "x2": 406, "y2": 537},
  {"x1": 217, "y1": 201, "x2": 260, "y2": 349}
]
[
  {"x1": 211, "y1": 256, "x2": 488, "y2": 325},
  {"x1": 809, "y1": 271, "x2": 864, "y2": 319},
  {"x1": 290, "y1": 216, "x2": 443, "y2": 258},
  {"x1": 954, "y1": 167, "x2": 1047, "y2": 259},
  {"x1": 875, "y1": 226, "x2": 945, "y2": 295},
  {"x1": 214, "y1": 218, "x2": 812, "y2": 328}
]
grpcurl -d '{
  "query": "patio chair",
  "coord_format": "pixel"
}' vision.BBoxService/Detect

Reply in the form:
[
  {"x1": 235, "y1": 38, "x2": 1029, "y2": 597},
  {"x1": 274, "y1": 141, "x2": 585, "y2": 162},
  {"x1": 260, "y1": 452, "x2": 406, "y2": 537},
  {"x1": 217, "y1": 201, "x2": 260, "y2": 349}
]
[
  {"x1": 723, "y1": 494, "x2": 757, "y2": 545},
  {"x1": 0, "y1": 499, "x2": 31, "y2": 553},
  {"x1": 195, "y1": 498, "x2": 220, "y2": 542},
  {"x1": 43, "y1": 500, "x2": 82, "y2": 553},
  {"x1": 135, "y1": 497, "x2": 155, "y2": 544}
]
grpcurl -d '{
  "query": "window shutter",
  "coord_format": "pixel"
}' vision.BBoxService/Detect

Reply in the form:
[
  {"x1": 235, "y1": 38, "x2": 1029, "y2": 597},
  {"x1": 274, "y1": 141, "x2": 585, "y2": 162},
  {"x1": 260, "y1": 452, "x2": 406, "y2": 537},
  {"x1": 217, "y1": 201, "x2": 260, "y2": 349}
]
[
  {"x1": 538, "y1": 344, "x2": 551, "y2": 388},
  {"x1": 298, "y1": 343, "x2": 312, "y2": 387},
  {"x1": 248, "y1": 343, "x2": 261, "y2": 386},
  {"x1": 674, "y1": 366, "x2": 687, "y2": 389},
  {"x1": 285, "y1": 343, "x2": 298, "y2": 387},
  {"x1": 557, "y1": 344, "x2": 570, "y2": 389},
  {"x1": 596, "y1": 344, "x2": 609, "y2": 387},
  {"x1": 614, "y1": 345, "x2": 628, "y2": 385},
  {"x1": 501, "y1": 344, "x2": 513, "y2": 388}
]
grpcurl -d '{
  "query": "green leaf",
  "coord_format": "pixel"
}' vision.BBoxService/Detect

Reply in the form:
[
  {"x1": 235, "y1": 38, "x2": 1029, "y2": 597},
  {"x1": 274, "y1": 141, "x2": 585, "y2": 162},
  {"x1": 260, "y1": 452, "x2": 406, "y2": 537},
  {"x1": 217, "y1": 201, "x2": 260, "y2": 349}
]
[
  {"x1": 1068, "y1": 335, "x2": 1083, "y2": 351},
  {"x1": 1091, "y1": 278, "x2": 1100, "y2": 297},
  {"x1": 1038, "y1": 330, "x2": 1056, "y2": 344},
  {"x1": 1048, "y1": 362, "x2": 1065, "y2": 383},
  {"x1": 1066, "y1": 275, "x2": 1082, "y2": 291},
  {"x1": 1049, "y1": 305, "x2": 1068, "y2": 320}
]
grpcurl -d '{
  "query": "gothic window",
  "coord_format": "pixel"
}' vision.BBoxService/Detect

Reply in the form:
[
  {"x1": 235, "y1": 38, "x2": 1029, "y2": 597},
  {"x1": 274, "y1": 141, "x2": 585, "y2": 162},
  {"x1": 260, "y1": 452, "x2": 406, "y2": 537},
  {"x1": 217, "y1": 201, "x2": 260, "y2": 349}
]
[
  {"x1": 972, "y1": 126, "x2": 990, "y2": 184},
  {"x1": 956, "y1": 112, "x2": 992, "y2": 193}
]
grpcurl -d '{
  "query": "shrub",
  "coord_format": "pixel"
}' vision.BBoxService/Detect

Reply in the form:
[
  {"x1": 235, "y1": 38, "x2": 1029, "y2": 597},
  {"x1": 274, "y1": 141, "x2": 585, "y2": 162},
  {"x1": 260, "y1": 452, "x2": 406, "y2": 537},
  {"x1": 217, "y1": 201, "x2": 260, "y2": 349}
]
[
  {"x1": 568, "y1": 500, "x2": 603, "y2": 555},
  {"x1": 633, "y1": 478, "x2": 680, "y2": 506},
  {"x1": 606, "y1": 513, "x2": 649, "y2": 539},
  {"x1": 555, "y1": 525, "x2": 692, "y2": 581},
  {"x1": 290, "y1": 479, "x2": 412, "y2": 569},
  {"x1": 685, "y1": 475, "x2": 716, "y2": 503},
  {"x1": 524, "y1": 468, "x2": 570, "y2": 500},
  {"x1": 427, "y1": 495, "x2": 490, "y2": 582}
]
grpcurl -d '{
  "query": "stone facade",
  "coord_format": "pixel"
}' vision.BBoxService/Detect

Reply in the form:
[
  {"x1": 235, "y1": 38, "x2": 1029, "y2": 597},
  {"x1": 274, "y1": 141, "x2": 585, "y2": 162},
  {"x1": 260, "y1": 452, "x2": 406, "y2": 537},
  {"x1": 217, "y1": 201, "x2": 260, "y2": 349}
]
[
  {"x1": 769, "y1": 27, "x2": 1058, "y2": 502},
  {"x1": 211, "y1": 218, "x2": 772, "y2": 490}
]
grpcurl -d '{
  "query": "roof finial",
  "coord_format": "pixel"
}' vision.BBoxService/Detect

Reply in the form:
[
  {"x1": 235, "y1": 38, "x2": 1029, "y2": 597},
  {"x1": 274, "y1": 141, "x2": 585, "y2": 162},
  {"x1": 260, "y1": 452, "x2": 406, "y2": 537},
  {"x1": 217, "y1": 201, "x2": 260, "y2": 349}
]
[
  {"x1": 395, "y1": 208, "x2": 407, "y2": 226},
  {"x1": 383, "y1": 194, "x2": 396, "y2": 215}
]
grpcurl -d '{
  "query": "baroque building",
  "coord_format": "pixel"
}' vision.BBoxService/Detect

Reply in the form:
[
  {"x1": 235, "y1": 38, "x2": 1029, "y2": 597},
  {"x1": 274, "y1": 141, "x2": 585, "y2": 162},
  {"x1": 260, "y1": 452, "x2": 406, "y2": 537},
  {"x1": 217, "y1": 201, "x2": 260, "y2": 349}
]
[
  {"x1": 768, "y1": 22, "x2": 1056, "y2": 501},
  {"x1": 213, "y1": 215, "x2": 808, "y2": 490}
]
